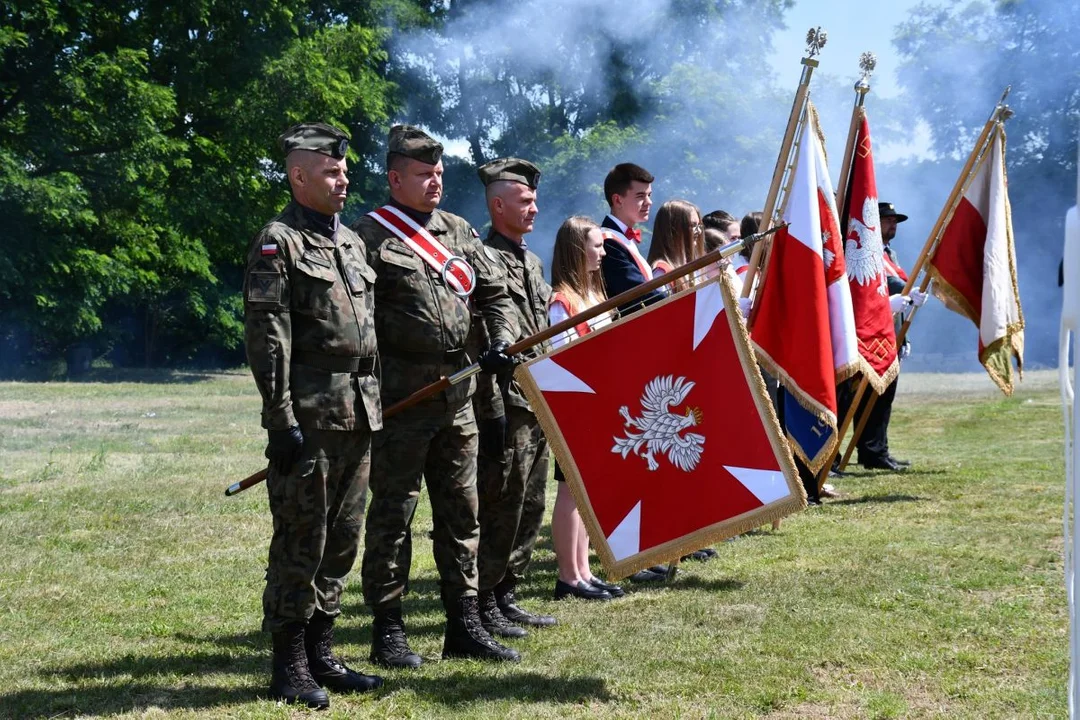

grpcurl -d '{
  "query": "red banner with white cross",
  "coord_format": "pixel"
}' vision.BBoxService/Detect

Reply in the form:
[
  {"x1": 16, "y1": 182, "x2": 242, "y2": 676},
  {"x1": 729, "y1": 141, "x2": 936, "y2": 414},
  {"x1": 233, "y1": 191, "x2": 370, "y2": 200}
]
[{"x1": 515, "y1": 276, "x2": 806, "y2": 579}]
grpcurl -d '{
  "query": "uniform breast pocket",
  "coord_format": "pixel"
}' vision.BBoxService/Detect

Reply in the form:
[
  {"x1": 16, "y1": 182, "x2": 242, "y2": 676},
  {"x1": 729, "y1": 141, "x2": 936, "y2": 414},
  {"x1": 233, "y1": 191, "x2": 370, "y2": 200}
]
[
  {"x1": 506, "y1": 277, "x2": 528, "y2": 302},
  {"x1": 344, "y1": 261, "x2": 377, "y2": 297},
  {"x1": 293, "y1": 259, "x2": 338, "y2": 319},
  {"x1": 379, "y1": 245, "x2": 422, "y2": 281}
]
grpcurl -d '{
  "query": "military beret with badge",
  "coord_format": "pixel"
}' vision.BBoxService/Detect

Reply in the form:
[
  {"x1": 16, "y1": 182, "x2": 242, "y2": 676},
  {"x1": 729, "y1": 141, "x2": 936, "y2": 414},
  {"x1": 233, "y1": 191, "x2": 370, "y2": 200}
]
[
  {"x1": 387, "y1": 124, "x2": 443, "y2": 166},
  {"x1": 278, "y1": 122, "x2": 349, "y2": 159},
  {"x1": 477, "y1": 157, "x2": 541, "y2": 189}
]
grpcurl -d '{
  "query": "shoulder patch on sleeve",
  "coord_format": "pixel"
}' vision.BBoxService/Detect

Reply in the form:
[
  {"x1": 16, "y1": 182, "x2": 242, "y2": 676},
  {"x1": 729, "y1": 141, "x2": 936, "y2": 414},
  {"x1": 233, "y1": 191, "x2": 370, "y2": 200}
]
[
  {"x1": 470, "y1": 227, "x2": 480, "y2": 238},
  {"x1": 247, "y1": 272, "x2": 282, "y2": 304}
]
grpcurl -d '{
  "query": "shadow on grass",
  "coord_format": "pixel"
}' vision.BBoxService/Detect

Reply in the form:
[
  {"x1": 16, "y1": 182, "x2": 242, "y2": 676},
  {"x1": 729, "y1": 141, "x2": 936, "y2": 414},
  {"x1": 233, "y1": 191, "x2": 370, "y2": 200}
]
[
  {"x1": 5, "y1": 642, "x2": 611, "y2": 716},
  {"x1": 398, "y1": 670, "x2": 612, "y2": 705},
  {"x1": 828, "y1": 493, "x2": 927, "y2": 506},
  {"x1": 0, "y1": 683, "x2": 259, "y2": 719},
  {"x1": 72, "y1": 368, "x2": 222, "y2": 384},
  {"x1": 1, "y1": 649, "x2": 262, "y2": 718}
]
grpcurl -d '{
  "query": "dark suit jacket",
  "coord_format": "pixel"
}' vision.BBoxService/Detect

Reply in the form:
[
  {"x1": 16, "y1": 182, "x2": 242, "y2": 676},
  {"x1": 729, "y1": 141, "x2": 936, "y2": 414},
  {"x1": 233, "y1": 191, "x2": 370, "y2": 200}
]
[{"x1": 600, "y1": 216, "x2": 665, "y2": 315}]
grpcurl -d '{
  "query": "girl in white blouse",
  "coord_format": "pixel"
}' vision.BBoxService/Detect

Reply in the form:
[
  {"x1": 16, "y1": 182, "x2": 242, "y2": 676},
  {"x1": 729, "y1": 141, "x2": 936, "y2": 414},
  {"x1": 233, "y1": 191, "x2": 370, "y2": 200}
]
[{"x1": 548, "y1": 216, "x2": 623, "y2": 601}]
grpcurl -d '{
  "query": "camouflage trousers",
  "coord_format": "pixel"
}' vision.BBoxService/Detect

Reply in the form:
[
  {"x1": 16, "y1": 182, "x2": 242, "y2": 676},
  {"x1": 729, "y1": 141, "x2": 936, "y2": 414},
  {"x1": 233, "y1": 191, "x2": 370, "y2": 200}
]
[
  {"x1": 477, "y1": 405, "x2": 550, "y2": 592},
  {"x1": 262, "y1": 428, "x2": 370, "y2": 633},
  {"x1": 362, "y1": 395, "x2": 480, "y2": 609}
]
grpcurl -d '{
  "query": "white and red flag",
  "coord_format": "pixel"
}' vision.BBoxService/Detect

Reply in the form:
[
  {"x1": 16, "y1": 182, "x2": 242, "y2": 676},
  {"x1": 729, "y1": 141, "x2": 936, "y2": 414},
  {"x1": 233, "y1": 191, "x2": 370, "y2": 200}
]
[
  {"x1": 515, "y1": 277, "x2": 805, "y2": 579},
  {"x1": 928, "y1": 126, "x2": 1024, "y2": 394},
  {"x1": 842, "y1": 111, "x2": 900, "y2": 394},
  {"x1": 751, "y1": 103, "x2": 858, "y2": 471}
]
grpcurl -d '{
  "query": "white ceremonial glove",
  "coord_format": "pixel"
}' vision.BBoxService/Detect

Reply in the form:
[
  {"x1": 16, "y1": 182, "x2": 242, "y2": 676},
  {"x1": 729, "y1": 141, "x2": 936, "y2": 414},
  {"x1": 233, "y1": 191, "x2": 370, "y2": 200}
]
[
  {"x1": 889, "y1": 294, "x2": 911, "y2": 314},
  {"x1": 909, "y1": 288, "x2": 928, "y2": 307},
  {"x1": 900, "y1": 342, "x2": 911, "y2": 360},
  {"x1": 738, "y1": 296, "x2": 752, "y2": 319}
]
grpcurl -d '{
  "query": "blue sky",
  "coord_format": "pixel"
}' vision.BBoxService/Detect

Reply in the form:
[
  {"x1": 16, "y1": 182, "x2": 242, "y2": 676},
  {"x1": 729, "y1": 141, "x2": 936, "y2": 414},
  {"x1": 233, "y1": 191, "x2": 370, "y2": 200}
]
[
  {"x1": 768, "y1": 0, "x2": 921, "y2": 99},
  {"x1": 768, "y1": 0, "x2": 932, "y2": 161}
]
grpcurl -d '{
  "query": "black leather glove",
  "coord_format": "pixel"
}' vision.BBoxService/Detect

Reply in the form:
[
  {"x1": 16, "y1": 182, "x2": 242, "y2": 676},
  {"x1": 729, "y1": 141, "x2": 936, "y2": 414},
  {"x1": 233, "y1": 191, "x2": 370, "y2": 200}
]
[
  {"x1": 479, "y1": 415, "x2": 508, "y2": 459},
  {"x1": 478, "y1": 340, "x2": 515, "y2": 374},
  {"x1": 265, "y1": 425, "x2": 304, "y2": 475}
]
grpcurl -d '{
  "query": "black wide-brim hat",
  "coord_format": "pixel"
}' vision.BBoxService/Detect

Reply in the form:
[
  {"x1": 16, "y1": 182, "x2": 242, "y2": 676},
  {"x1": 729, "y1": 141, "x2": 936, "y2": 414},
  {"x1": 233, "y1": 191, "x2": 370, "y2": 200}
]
[{"x1": 878, "y1": 202, "x2": 908, "y2": 223}]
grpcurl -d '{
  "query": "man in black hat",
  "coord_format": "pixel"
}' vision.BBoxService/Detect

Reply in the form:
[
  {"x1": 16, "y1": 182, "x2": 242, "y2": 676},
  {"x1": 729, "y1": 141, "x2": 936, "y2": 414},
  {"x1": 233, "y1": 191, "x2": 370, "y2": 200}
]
[
  {"x1": 244, "y1": 122, "x2": 383, "y2": 708},
  {"x1": 351, "y1": 125, "x2": 522, "y2": 668},
  {"x1": 854, "y1": 201, "x2": 927, "y2": 471}
]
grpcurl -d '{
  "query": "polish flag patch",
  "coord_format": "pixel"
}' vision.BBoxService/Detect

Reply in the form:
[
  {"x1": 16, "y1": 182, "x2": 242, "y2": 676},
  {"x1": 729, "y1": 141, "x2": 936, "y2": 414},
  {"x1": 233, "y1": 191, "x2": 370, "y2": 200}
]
[{"x1": 261, "y1": 243, "x2": 278, "y2": 256}]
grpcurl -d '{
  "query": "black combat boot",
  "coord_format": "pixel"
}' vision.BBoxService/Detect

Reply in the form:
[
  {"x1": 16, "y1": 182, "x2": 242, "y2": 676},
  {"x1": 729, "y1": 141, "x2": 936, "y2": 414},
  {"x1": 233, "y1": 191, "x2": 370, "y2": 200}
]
[
  {"x1": 305, "y1": 615, "x2": 383, "y2": 693},
  {"x1": 269, "y1": 623, "x2": 330, "y2": 709},
  {"x1": 478, "y1": 590, "x2": 527, "y2": 639},
  {"x1": 495, "y1": 578, "x2": 557, "y2": 628},
  {"x1": 370, "y1": 606, "x2": 423, "y2": 669},
  {"x1": 442, "y1": 595, "x2": 521, "y2": 662}
]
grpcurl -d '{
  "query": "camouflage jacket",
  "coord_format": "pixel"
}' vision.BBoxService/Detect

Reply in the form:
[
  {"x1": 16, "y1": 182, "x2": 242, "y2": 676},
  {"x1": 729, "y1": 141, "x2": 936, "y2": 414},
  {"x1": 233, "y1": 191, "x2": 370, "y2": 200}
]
[
  {"x1": 472, "y1": 230, "x2": 552, "y2": 418},
  {"x1": 243, "y1": 201, "x2": 381, "y2": 432},
  {"x1": 350, "y1": 206, "x2": 518, "y2": 406}
]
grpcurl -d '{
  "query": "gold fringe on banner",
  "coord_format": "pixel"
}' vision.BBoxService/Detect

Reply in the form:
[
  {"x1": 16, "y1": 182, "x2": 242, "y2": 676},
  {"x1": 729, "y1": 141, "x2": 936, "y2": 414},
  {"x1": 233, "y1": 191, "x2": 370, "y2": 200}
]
[{"x1": 515, "y1": 274, "x2": 807, "y2": 580}]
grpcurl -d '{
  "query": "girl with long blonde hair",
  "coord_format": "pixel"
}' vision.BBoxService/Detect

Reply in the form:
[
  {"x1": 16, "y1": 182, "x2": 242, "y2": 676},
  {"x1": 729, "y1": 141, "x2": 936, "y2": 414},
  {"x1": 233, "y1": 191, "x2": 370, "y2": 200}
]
[{"x1": 548, "y1": 216, "x2": 623, "y2": 601}]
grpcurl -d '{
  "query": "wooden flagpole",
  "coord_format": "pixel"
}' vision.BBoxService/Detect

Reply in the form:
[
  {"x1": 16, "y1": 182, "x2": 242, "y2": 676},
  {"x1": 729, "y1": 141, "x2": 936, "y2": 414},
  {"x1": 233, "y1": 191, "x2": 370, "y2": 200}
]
[
  {"x1": 741, "y1": 27, "x2": 828, "y2": 302},
  {"x1": 836, "y1": 87, "x2": 1014, "y2": 471},
  {"x1": 225, "y1": 226, "x2": 784, "y2": 496},
  {"x1": 815, "y1": 54, "x2": 875, "y2": 490}
]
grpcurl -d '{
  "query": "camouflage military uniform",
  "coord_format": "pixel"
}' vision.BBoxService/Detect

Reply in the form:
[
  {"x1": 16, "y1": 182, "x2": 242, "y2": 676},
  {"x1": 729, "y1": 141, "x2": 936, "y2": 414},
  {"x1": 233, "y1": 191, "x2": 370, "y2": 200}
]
[
  {"x1": 244, "y1": 200, "x2": 381, "y2": 633},
  {"x1": 352, "y1": 204, "x2": 517, "y2": 610},
  {"x1": 474, "y1": 229, "x2": 553, "y2": 593}
]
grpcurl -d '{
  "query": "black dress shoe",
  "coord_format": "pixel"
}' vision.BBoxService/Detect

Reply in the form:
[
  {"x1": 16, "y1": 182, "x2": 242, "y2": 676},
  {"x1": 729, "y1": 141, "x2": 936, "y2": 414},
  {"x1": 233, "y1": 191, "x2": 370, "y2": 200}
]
[
  {"x1": 888, "y1": 455, "x2": 911, "y2": 467},
  {"x1": 587, "y1": 577, "x2": 625, "y2": 598},
  {"x1": 627, "y1": 569, "x2": 665, "y2": 583},
  {"x1": 700, "y1": 547, "x2": 718, "y2": 559},
  {"x1": 648, "y1": 565, "x2": 669, "y2": 574},
  {"x1": 554, "y1": 579, "x2": 612, "y2": 601},
  {"x1": 829, "y1": 461, "x2": 848, "y2": 478},
  {"x1": 861, "y1": 455, "x2": 903, "y2": 472}
]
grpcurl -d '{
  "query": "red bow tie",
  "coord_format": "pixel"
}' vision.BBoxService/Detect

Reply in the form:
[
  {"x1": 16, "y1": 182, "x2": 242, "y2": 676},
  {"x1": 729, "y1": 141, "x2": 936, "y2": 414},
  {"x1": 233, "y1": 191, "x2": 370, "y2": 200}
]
[{"x1": 625, "y1": 227, "x2": 641, "y2": 243}]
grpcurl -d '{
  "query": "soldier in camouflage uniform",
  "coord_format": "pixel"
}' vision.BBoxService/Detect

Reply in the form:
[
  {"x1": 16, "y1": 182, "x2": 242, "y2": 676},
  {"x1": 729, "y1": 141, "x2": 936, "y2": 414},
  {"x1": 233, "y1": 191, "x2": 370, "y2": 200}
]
[
  {"x1": 351, "y1": 125, "x2": 521, "y2": 667},
  {"x1": 471, "y1": 158, "x2": 557, "y2": 639},
  {"x1": 244, "y1": 123, "x2": 383, "y2": 709}
]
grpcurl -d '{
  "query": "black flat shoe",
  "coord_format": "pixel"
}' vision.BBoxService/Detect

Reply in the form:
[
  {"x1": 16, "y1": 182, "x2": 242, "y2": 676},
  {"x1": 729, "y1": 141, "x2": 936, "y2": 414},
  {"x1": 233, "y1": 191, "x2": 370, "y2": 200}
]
[
  {"x1": 554, "y1": 579, "x2": 612, "y2": 601},
  {"x1": 627, "y1": 569, "x2": 665, "y2": 583},
  {"x1": 861, "y1": 456, "x2": 903, "y2": 472},
  {"x1": 587, "y1": 577, "x2": 625, "y2": 598}
]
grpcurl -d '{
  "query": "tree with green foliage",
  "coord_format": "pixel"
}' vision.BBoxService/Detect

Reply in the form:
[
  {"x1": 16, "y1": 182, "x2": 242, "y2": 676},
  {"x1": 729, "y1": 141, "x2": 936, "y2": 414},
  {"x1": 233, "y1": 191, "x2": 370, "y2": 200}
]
[
  {"x1": 397, "y1": 0, "x2": 792, "y2": 241},
  {"x1": 0, "y1": 1, "x2": 425, "y2": 372},
  {"x1": 893, "y1": 0, "x2": 1080, "y2": 365}
]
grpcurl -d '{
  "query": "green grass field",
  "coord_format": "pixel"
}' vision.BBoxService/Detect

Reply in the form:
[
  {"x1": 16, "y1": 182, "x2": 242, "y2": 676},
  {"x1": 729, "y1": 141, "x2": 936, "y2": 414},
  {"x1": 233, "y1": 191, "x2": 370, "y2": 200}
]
[{"x1": 0, "y1": 369, "x2": 1068, "y2": 719}]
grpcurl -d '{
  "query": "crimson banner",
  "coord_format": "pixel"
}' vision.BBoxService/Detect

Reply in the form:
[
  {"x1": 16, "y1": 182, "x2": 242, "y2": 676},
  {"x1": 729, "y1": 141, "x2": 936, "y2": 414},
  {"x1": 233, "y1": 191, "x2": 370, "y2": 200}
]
[{"x1": 516, "y1": 276, "x2": 806, "y2": 579}]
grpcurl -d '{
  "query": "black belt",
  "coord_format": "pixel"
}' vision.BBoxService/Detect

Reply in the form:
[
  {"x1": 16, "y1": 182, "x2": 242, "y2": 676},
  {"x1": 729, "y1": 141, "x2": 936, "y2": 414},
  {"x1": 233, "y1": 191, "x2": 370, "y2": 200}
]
[
  {"x1": 292, "y1": 350, "x2": 376, "y2": 374},
  {"x1": 381, "y1": 347, "x2": 467, "y2": 365}
]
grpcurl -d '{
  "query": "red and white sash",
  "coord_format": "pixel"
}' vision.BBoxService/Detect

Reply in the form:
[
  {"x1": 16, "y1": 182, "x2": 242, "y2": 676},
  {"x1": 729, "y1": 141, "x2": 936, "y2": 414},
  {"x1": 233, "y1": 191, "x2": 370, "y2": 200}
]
[
  {"x1": 601, "y1": 228, "x2": 653, "y2": 281},
  {"x1": 882, "y1": 249, "x2": 908, "y2": 283},
  {"x1": 368, "y1": 205, "x2": 476, "y2": 297}
]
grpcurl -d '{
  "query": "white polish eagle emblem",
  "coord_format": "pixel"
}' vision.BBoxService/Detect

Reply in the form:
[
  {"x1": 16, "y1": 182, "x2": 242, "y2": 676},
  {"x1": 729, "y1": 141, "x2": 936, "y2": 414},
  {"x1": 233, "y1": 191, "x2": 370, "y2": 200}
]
[
  {"x1": 845, "y1": 196, "x2": 889, "y2": 297},
  {"x1": 612, "y1": 375, "x2": 705, "y2": 472}
]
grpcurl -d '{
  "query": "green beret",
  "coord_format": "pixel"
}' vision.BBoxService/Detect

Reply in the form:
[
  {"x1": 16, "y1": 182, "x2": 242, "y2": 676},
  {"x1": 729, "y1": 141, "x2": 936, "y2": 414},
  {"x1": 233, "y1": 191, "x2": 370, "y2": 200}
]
[
  {"x1": 387, "y1": 124, "x2": 443, "y2": 166},
  {"x1": 278, "y1": 122, "x2": 349, "y2": 159},
  {"x1": 477, "y1": 157, "x2": 541, "y2": 189}
]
